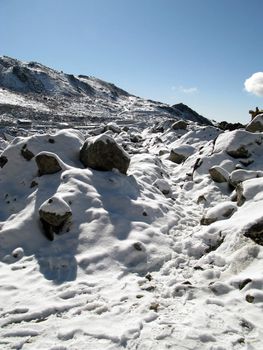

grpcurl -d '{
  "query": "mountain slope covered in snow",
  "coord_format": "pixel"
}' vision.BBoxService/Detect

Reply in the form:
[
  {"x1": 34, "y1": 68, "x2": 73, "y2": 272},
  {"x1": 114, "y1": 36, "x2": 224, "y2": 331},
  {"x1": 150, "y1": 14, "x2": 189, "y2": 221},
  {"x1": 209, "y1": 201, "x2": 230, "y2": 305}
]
[{"x1": 0, "y1": 56, "x2": 212, "y2": 127}]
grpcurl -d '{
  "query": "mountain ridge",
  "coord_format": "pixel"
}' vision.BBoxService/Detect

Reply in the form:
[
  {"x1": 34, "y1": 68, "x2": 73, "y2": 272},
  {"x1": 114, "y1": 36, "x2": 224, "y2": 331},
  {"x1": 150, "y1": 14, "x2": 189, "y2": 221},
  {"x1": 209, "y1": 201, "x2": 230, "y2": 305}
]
[{"x1": 0, "y1": 56, "x2": 212, "y2": 127}]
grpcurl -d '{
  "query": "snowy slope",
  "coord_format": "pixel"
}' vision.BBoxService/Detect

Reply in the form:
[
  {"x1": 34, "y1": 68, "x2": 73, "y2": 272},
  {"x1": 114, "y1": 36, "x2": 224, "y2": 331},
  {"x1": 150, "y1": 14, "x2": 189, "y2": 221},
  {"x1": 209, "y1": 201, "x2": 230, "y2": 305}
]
[
  {"x1": 0, "y1": 56, "x2": 212, "y2": 127},
  {"x1": 0, "y1": 118, "x2": 263, "y2": 350}
]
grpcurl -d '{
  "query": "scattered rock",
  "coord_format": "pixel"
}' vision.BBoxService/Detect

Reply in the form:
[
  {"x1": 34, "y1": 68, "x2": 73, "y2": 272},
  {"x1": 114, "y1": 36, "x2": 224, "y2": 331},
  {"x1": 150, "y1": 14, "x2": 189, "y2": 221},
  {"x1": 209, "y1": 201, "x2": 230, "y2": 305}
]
[
  {"x1": 149, "y1": 302, "x2": 159, "y2": 312},
  {"x1": 104, "y1": 122, "x2": 121, "y2": 134},
  {"x1": 244, "y1": 219, "x2": 263, "y2": 245},
  {"x1": 246, "y1": 114, "x2": 263, "y2": 133},
  {"x1": 0, "y1": 155, "x2": 8, "y2": 168},
  {"x1": 201, "y1": 202, "x2": 237, "y2": 225},
  {"x1": 35, "y1": 152, "x2": 62, "y2": 176},
  {"x1": 209, "y1": 166, "x2": 229, "y2": 183},
  {"x1": 239, "y1": 278, "x2": 252, "y2": 290},
  {"x1": 21, "y1": 144, "x2": 35, "y2": 161},
  {"x1": 153, "y1": 179, "x2": 171, "y2": 195},
  {"x1": 227, "y1": 146, "x2": 251, "y2": 159},
  {"x1": 229, "y1": 169, "x2": 263, "y2": 187},
  {"x1": 80, "y1": 134, "x2": 130, "y2": 174},
  {"x1": 168, "y1": 145, "x2": 195, "y2": 164},
  {"x1": 48, "y1": 138, "x2": 55, "y2": 144},
  {"x1": 245, "y1": 294, "x2": 254, "y2": 303},
  {"x1": 30, "y1": 180, "x2": 38, "y2": 188},
  {"x1": 172, "y1": 120, "x2": 188, "y2": 130},
  {"x1": 39, "y1": 196, "x2": 72, "y2": 241}
]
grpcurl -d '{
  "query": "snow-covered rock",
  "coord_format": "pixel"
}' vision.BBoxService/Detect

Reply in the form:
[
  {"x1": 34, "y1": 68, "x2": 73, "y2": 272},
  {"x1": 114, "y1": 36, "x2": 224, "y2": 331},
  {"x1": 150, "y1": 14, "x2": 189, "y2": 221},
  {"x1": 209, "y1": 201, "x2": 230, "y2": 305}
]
[
  {"x1": 246, "y1": 113, "x2": 263, "y2": 133},
  {"x1": 80, "y1": 134, "x2": 130, "y2": 174},
  {"x1": 201, "y1": 201, "x2": 237, "y2": 225},
  {"x1": 168, "y1": 144, "x2": 195, "y2": 164},
  {"x1": 209, "y1": 165, "x2": 229, "y2": 183}
]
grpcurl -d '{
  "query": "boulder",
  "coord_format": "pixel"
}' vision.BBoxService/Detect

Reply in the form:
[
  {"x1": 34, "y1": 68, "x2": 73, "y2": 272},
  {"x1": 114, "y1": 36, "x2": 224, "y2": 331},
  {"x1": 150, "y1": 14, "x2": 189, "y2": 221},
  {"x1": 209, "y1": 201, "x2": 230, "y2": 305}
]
[
  {"x1": 168, "y1": 145, "x2": 195, "y2": 164},
  {"x1": 80, "y1": 134, "x2": 130, "y2": 174},
  {"x1": 201, "y1": 202, "x2": 237, "y2": 225},
  {"x1": 246, "y1": 114, "x2": 263, "y2": 133},
  {"x1": 229, "y1": 169, "x2": 263, "y2": 188},
  {"x1": 35, "y1": 152, "x2": 62, "y2": 176},
  {"x1": 244, "y1": 219, "x2": 263, "y2": 245},
  {"x1": 209, "y1": 166, "x2": 229, "y2": 183},
  {"x1": 172, "y1": 120, "x2": 188, "y2": 130},
  {"x1": 39, "y1": 196, "x2": 72, "y2": 241}
]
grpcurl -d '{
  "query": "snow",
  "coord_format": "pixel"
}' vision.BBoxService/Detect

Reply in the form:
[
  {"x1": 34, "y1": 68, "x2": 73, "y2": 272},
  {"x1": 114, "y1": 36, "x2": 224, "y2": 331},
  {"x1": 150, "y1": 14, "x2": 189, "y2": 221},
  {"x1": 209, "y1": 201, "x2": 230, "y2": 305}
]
[{"x1": 1, "y1": 63, "x2": 263, "y2": 348}]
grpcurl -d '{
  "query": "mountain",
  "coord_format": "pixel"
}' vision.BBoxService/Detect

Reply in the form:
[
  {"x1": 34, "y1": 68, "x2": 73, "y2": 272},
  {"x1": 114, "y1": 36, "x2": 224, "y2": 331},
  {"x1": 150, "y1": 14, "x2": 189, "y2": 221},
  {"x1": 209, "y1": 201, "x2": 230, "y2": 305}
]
[{"x1": 0, "y1": 56, "x2": 212, "y2": 127}]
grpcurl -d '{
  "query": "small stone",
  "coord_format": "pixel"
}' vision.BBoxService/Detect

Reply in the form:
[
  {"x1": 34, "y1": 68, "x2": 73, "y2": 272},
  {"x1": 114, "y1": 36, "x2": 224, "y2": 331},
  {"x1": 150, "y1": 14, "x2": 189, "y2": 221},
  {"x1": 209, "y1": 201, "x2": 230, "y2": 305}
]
[
  {"x1": 133, "y1": 242, "x2": 143, "y2": 251},
  {"x1": 239, "y1": 279, "x2": 252, "y2": 290},
  {"x1": 149, "y1": 303, "x2": 159, "y2": 312},
  {"x1": 21, "y1": 145, "x2": 35, "y2": 161},
  {"x1": 245, "y1": 294, "x2": 254, "y2": 303},
  {"x1": 30, "y1": 181, "x2": 38, "y2": 188}
]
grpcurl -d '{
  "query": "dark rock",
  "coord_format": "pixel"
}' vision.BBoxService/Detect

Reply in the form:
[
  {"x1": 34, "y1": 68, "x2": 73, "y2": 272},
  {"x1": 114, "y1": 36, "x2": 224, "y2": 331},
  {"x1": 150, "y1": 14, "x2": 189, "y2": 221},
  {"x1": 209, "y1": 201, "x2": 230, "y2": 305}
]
[
  {"x1": 133, "y1": 242, "x2": 143, "y2": 251},
  {"x1": 168, "y1": 150, "x2": 186, "y2": 164},
  {"x1": 21, "y1": 144, "x2": 35, "y2": 161},
  {"x1": 48, "y1": 138, "x2": 55, "y2": 144},
  {"x1": 239, "y1": 278, "x2": 252, "y2": 290},
  {"x1": 0, "y1": 155, "x2": 8, "y2": 168},
  {"x1": 244, "y1": 219, "x2": 263, "y2": 245},
  {"x1": 245, "y1": 294, "x2": 254, "y2": 303},
  {"x1": 227, "y1": 146, "x2": 251, "y2": 159},
  {"x1": 246, "y1": 114, "x2": 263, "y2": 133},
  {"x1": 30, "y1": 180, "x2": 38, "y2": 188},
  {"x1": 236, "y1": 183, "x2": 246, "y2": 206},
  {"x1": 35, "y1": 153, "x2": 62, "y2": 176},
  {"x1": 172, "y1": 120, "x2": 188, "y2": 130},
  {"x1": 80, "y1": 135, "x2": 130, "y2": 174}
]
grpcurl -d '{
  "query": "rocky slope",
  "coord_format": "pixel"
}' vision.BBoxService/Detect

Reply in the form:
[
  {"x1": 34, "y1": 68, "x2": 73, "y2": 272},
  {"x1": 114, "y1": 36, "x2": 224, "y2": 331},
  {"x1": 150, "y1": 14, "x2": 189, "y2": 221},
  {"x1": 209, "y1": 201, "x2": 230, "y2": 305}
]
[
  {"x1": 0, "y1": 56, "x2": 212, "y2": 128},
  {"x1": 0, "y1": 114, "x2": 263, "y2": 349}
]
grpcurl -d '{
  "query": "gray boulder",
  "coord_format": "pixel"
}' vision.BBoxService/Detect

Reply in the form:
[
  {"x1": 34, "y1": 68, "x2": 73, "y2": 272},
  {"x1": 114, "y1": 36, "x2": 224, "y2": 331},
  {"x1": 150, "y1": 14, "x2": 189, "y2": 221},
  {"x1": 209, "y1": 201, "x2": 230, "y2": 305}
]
[
  {"x1": 80, "y1": 134, "x2": 130, "y2": 174},
  {"x1": 35, "y1": 152, "x2": 62, "y2": 176},
  {"x1": 39, "y1": 197, "x2": 72, "y2": 241},
  {"x1": 246, "y1": 114, "x2": 263, "y2": 133},
  {"x1": 209, "y1": 166, "x2": 229, "y2": 183},
  {"x1": 172, "y1": 120, "x2": 188, "y2": 130}
]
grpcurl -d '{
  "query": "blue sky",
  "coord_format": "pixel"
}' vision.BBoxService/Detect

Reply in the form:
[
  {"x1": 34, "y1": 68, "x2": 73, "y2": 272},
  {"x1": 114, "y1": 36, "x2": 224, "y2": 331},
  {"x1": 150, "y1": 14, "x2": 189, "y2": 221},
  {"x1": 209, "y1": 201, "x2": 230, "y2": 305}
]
[{"x1": 1, "y1": 0, "x2": 263, "y2": 123}]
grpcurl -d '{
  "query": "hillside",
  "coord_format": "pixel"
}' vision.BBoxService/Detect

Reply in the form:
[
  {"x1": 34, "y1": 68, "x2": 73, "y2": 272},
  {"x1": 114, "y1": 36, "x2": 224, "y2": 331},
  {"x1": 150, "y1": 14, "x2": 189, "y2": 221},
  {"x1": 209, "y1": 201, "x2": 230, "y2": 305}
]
[{"x1": 0, "y1": 56, "x2": 211, "y2": 129}]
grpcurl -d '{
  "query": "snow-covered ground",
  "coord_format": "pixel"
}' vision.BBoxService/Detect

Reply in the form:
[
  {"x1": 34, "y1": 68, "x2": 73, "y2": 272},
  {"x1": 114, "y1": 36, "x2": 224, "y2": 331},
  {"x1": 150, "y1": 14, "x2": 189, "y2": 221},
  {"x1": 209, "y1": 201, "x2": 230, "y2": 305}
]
[{"x1": 0, "y1": 119, "x2": 263, "y2": 350}]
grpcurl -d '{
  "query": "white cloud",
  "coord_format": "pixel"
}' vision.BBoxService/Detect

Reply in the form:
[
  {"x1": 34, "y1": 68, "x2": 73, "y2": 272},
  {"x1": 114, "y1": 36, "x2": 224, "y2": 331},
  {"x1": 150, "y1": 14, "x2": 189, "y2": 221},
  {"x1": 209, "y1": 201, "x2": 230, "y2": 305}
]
[
  {"x1": 244, "y1": 72, "x2": 263, "y2": 97},
  {"x1": 179, "y1": 86, "x2": 198, "y2": 94}
]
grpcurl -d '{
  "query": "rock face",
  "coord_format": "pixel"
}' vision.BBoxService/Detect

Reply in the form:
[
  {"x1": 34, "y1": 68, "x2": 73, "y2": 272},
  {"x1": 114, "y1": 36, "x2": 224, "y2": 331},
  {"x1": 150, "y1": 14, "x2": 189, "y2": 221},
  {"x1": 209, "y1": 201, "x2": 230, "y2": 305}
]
[
  {"x1": 246, "y1": 114, "x2": 263, "y2": 133},
  {"x1": 80, "y1": 134, "x2": 130, "y2": 174},
  {"x1": 35, "y1": 152, "x2": 62, "y2": 176},
  {"x1": 39, "y1": 197, "x2": 72, "y2": 241}
]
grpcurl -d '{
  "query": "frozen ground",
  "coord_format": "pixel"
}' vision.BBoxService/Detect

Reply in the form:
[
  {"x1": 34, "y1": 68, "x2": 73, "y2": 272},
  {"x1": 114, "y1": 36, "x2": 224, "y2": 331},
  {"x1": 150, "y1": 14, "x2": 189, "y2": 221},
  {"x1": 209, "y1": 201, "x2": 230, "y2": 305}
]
[{"x1": 0, "y1": 119, "x2": 263, "y2": 350}]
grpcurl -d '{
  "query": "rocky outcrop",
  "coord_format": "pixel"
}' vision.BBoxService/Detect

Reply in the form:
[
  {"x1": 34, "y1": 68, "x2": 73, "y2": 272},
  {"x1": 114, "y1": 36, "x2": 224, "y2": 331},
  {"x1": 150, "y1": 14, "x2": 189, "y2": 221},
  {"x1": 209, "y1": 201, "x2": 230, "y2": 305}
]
[
  {"x1": 35, "y1": 152, "x2": 62, "y2": 176},
  {"x1": 80, "y1": 134, "x2": 130, "y2": 174}
]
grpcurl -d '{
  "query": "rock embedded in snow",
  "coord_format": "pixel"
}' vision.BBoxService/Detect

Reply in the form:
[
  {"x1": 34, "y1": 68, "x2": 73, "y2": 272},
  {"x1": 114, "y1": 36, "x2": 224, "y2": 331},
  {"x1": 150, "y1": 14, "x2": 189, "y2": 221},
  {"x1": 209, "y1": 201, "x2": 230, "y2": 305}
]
[
  {"x1": 168, "y1": 145, "x2": 195, "y2": 164},
  {"x1": 79, "y1": 134, "x2": 130, "y2": 174},
  {"x1": 0, "y1": 155, "x2": 8, "y2": 167},
  {"x1": 200, "y1": 201, "x2": 237, "y2": 225},
  {"x1": 39, "y1": 196, "x2": 72, "y2": 241},
  {"x1": 104, "y1": 122, "x2": 121, "y2": 134},
  {"x1": 153, "y1": 179, "x2": 171, "y2": 195},
  {"x1": 172, "y1": 120, "x2": 188, "y2": 130},
  {"x1": 209, "y1": 166, "x2": 229, "y2": 183},
  {"x1": 244, "y1": 218, "x2": 263, "y2": 245},
  {"x1": 229, "y1": 169, "x2": 263, "y2": 187},
  {"x1": 21, "y1": 144, "x2": 34, "y2": 161},
  {"x1": 246, "y1": 114, "x2": 263, "y2": 133},
  {"x1": 35, "y1": 151, "x2": 62, "y2": 176}
]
